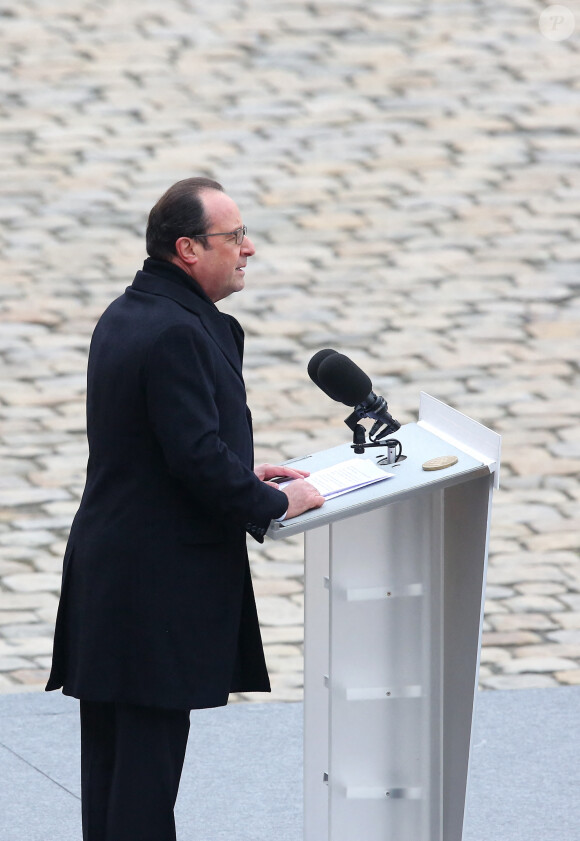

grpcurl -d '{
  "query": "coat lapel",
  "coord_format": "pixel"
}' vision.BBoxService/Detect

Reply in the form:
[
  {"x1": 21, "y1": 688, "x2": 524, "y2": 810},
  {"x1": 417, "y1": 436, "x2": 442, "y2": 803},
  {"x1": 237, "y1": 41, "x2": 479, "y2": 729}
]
[{"x1": 131, "y1": 267, "x2": 244, "y2": 382}]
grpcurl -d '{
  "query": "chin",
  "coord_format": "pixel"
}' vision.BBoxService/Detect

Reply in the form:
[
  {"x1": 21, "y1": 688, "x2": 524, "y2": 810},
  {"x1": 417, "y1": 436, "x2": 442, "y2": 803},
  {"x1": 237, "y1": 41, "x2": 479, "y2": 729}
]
[{"x1": 216, "y1": 280, "x2": 244, "y2": 302}]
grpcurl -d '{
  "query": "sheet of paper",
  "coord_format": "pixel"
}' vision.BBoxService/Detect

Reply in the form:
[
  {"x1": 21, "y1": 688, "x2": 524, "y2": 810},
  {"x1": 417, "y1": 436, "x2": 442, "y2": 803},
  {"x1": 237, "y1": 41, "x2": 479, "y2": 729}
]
[{"x1": 280, "y1": 458, "x2": 394, "y2": 500}]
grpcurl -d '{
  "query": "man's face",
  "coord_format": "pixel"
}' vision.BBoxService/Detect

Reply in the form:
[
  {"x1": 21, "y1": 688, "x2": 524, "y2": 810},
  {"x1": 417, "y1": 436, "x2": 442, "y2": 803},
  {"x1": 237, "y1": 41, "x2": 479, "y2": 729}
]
[{"x1": 190, "y1": 190, "x2": 255, "y2": 303}]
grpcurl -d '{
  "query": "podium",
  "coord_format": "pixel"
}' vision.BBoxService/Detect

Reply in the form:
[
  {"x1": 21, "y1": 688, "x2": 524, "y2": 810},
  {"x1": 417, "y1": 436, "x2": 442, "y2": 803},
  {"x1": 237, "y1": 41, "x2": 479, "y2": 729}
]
[{"x1": 267, "y1": 394, "x2": 501, "y2": 841}]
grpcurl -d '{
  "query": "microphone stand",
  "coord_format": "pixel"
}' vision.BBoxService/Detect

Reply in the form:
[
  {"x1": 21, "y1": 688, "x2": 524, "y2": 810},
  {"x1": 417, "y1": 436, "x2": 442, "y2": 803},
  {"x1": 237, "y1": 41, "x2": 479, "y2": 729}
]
[{"x1": 345, "y1": 410, "x2": 401, "y2": 455}]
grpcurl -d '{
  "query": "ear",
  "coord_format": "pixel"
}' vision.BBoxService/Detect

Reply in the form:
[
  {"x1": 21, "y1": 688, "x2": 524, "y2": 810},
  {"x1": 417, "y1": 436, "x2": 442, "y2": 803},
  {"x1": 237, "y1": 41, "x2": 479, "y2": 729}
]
[{"x1": 174, "y1": 236, "x2": 201, "y2": 265}]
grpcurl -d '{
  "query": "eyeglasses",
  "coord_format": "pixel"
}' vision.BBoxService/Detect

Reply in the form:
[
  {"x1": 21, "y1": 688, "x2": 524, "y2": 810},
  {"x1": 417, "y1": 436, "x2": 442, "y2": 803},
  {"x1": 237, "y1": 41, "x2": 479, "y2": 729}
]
[{"x1": 195, "y1": 225, "x2": 247, "y2": 246}]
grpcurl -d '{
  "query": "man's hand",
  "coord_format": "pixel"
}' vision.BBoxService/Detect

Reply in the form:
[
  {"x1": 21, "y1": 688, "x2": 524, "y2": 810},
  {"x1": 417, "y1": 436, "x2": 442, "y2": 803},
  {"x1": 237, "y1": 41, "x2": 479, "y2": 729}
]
[
  {"x1": 254, "y1": 463, "x2": 311, "y2": 483},
  {"x1": 255, "y1": 463, "x2": 324, "y2": 519},
  {"x1": 281, "y1": 478, "x2": 325, "y2": 519}
]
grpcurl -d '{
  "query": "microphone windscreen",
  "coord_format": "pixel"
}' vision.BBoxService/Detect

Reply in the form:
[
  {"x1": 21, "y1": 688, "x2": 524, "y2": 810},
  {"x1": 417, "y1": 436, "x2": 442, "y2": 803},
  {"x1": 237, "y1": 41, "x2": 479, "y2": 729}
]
[
  {"x1": 307, "y1": 348, "x2": 338, "y2": 390},
  {"x1": 317, "y1": 353, "x2": 372, "y2": 406}
]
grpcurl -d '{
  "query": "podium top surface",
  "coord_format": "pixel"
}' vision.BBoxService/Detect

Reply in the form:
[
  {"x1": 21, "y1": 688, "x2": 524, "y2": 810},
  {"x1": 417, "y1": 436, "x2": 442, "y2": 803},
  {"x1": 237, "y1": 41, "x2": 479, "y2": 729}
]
[{"x1": 267, "y1": 421, "x2": 492, "y2": 539}]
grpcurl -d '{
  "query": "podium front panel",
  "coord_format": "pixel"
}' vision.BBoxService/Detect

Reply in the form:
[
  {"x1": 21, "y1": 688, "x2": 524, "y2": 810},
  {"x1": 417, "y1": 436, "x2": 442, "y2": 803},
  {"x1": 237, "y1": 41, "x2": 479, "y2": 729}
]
[
  {"x1": 287, "y1": 403, "x2": 500, "y2": 841},
  {"x1": 327, "y1": 494, "x2": 443, "y2": 841}
]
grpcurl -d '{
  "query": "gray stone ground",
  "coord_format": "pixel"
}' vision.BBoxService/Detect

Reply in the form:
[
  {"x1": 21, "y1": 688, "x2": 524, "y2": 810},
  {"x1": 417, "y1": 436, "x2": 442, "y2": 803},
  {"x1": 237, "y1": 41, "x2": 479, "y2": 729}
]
[{"x1": 0, "y1": 0, "x2": 579, "y2": 702}]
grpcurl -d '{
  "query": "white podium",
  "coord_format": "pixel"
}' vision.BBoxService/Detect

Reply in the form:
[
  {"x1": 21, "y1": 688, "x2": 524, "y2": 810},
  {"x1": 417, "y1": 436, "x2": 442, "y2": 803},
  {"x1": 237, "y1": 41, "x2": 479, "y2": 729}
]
[{"x1": 267, "y1": 394, "x2": 501, "y2": 841}]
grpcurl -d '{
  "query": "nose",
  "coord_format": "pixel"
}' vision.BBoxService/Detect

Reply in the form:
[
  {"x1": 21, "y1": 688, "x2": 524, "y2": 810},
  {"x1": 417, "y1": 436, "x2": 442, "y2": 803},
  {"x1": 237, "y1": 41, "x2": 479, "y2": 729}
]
[{"x1": 242, "y1": 234, "x2": 256, "y2": 257}]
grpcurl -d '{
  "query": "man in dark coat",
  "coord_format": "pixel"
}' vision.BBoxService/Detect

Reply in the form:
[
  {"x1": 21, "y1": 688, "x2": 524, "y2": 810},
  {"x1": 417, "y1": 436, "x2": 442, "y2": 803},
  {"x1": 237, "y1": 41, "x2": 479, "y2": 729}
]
[{"x1": 46, "y1": 177, "x2": 324, "y2": 841}]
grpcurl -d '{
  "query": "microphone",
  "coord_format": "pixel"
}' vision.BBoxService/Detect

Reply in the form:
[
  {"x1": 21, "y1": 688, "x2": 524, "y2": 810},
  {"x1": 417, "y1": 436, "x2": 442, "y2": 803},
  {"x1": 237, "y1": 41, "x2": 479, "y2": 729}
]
[
  {"x1": 306, "y1": 348, "x2": 339, "y2": 396},
  {"x1": 308, "y1": 350, "x2": 400, "y2": 439},
  {"x1": 313, "y1": 352, "x2": 372, "y2": 406}
]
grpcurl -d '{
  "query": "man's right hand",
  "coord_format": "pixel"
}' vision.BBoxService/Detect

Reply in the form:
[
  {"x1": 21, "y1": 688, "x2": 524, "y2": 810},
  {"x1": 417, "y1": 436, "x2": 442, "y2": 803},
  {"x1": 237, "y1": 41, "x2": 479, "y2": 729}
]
[{"x1": 281, "y1": 479, "x2": 325, "y2": 520}]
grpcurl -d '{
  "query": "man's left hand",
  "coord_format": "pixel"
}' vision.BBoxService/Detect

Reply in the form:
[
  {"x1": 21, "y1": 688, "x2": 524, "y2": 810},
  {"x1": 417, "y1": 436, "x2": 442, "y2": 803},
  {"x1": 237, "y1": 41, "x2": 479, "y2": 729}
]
[{"x1": 255, "y1": 463, "x2": 310, "y2": 485}]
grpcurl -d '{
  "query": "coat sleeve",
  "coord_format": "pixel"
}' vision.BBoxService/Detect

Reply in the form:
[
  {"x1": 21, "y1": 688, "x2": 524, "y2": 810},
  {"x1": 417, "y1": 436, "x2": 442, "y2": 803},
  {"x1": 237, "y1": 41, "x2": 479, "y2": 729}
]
[{"x1": 144, "y1": 322, "x2": 288, "y2": 536}]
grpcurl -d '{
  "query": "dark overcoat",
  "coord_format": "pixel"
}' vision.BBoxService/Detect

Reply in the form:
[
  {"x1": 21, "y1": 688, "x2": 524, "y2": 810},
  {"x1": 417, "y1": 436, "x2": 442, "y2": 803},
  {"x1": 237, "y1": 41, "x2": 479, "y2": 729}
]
[{"x1": 46, "y1": 258, "x2": 287, "y2": 710}]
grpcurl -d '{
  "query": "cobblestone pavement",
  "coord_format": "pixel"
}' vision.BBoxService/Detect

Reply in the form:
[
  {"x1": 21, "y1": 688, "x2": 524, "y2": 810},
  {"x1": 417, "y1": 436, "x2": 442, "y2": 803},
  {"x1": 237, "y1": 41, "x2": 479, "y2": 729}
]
[{"x1": 0, "y1": 0, "x2": 579, "y2": 702}]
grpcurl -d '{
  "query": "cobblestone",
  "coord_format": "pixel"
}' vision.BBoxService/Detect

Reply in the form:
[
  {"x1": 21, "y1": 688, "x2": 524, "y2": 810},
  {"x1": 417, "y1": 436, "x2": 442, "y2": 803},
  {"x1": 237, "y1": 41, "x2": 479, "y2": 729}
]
[{"x1": 0, "y1": 0, "x2": 578, "y2": 701}]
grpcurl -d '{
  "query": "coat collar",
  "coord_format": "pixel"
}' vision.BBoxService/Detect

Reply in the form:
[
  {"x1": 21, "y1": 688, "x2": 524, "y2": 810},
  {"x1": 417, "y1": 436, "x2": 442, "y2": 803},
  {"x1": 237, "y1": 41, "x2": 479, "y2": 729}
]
[{"x1": 131, "y1": 259, "x2": 244, "y2": 380}]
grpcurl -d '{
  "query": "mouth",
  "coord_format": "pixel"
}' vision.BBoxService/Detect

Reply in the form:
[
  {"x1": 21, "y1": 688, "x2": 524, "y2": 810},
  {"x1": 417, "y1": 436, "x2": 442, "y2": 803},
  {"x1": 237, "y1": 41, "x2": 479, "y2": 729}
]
[{"x1": 235, "y1": 265, "x2": 246, "y2": 274}]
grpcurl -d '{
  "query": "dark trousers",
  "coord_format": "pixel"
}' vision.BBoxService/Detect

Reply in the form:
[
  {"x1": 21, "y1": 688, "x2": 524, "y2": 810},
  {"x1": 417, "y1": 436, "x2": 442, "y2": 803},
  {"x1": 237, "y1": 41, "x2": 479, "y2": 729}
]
[{"x1": 80, "y1": 700, "x2": 191, "y2": 841}]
